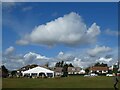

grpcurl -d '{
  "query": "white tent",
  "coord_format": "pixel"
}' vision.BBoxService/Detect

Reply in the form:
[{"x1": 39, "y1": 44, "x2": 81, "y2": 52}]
[
  {"x1": 22, "y1": 66, "x2": 54, "y2": 78},
  {"x1": 80, "y1": 69, "x2": 85, "y2": 74}
]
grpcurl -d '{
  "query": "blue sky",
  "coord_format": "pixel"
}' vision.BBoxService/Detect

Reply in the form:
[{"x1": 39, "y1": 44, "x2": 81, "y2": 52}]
[{"x1": 2, "y1": 2, "x2": 119, "y2": 70}]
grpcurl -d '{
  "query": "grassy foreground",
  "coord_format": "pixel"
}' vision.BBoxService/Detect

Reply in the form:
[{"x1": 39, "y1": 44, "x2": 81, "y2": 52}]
[{"x1": 2, "y1": 76, "x2": 119, "y2": 88}]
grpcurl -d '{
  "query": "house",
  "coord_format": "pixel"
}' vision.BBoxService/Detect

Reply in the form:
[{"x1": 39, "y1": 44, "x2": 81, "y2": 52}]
[
  {"x1": 21, "y1": 66, "x2": 54, "y2": 78},
  {"x1": 68, "y1": 67, "x2": 82, "y2": 74},
  {"x1": 109, "y1": 66, "x2": 113, "y2": 71},
  {"x1": 68, "y1": 67, "x2": 75, "y2": 74},
  {"x1": 54, "y1": 67, "x2": 63, "y2": 76},
  {"x1": 90, "y1": 66, "x2": 108, "y2": 74}
]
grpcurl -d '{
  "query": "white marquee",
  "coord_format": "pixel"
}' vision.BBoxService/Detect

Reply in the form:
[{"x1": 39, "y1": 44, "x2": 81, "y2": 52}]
[{"x1": 21, "y1": 66, "x2": 54, "y2": 77}]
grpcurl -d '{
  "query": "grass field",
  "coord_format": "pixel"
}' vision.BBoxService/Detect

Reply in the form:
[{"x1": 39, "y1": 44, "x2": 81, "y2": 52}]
[{"x1": 2, "y1": 76, "x2": 120, "y2": 88}]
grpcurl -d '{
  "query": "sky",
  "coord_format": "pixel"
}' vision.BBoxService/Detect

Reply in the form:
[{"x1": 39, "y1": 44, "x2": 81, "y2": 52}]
[
  {"x1": 2, "y1": 2, "x2": 119, "y2": 70},
  {"x1": 1, "y1": 0, "x2": 120, "y2": 2}
]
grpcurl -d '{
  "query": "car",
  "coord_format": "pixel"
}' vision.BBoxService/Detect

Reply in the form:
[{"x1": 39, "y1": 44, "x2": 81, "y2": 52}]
[
  {"x1": 90, "y1": 73, "x2": 98, "y2": 76},
  {"x1": 84, "y1": 74, "x2": 91, "y2": 77},
  {"x1": 84, "y1": 73, "x2": 98, "y2": 77},
  {"x1": 106, "y1": 74, "x2": 113, "y2": 77}
]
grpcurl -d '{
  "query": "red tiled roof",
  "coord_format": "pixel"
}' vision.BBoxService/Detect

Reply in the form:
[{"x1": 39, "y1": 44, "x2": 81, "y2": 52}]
[{"x1": 90, "y1": 66, "x2": 108, "y2": 71}]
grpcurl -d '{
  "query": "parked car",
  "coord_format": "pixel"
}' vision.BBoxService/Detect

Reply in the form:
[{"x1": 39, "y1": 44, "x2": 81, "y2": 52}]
[
  {"x1": 106, "y1": 74, "x2": 113, "y2": 77},
  {"x1": 84, "y1": 73, "x2": 98, "y2": 77},
  {"x1": 84, "y1": 74, "x2": 91, "y2": 77},
  {"x1": 90, "y1": 73, "x2": 98, "y2": 76}
]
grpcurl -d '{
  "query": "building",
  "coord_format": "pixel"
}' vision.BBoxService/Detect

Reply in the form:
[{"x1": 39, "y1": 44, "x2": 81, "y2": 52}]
[
  {"x1": 68, "y1": 67, "x2": 75, "y2": 74},
  {"x1": 54, "y1": 67, "x2": 63, "y2": 76},
  {"x1": 21, "y1": 66, "x2": 54, "y2": 78},
  {"x1": 90, "y1": 66, "x2": 108, "y2": 74},
  {"x1": 68, "y1": 67, "x2": 83, "y2": 74}
]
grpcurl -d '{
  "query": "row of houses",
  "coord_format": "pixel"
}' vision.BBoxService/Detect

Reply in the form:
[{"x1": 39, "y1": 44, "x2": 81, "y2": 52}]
[
  {"x1": 55, "y1": 66, "x2": 115, "y2": 76},
  {"x1": 2, "y1": 62, "x2": 120, "y2": 78},
  {"x1": 16, "y1": 65, "x2": 117, "y2": 78},
  {"x1": 16, "y1": 66, "x2": 86, "y2": 78},
  {"x1": 54, "y1": 67, "x2": 85, "y2": 76}
]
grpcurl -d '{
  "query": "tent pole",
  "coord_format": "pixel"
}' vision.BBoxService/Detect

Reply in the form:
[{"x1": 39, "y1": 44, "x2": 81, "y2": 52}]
[{"x1": 53, "y1": 72, "x2": 54, "y2": 78}]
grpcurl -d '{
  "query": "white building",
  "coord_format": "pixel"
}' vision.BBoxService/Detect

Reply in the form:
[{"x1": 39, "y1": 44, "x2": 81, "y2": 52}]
[{"x1": 21, "y1": 66, "x2": 54, "y2": 78}]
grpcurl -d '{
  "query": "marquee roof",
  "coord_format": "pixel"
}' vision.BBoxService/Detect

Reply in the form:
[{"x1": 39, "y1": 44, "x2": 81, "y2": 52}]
[{"x1": 22, "y1": 66, "x2": 54, "y2": 74}]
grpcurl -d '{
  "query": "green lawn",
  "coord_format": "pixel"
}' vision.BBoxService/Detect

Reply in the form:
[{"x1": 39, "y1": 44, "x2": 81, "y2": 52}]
[{"x1": 2, "y1": 76, "x2": 119, "y2": 88}]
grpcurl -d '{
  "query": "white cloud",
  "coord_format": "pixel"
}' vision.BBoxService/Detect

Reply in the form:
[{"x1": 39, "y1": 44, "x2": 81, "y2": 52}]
[
  {"x1": 55, "y1": 51, "x2": 96, "y2": 68},
  {"x1": 105, "y1": 29, "x2": 120, "y2": 36},
  {"x1": 87, "y1": 45, "x2": 112, "y2": 57},
  {"x1": 57, "y1": 51, "x2": 75, "y2": 61},
  {"x1": 24, "y1": 52, "x2": 49, "y2": 61},
  {"x1": 4, "y1": 46, "x2": 15, "y2": 55},
  {"x1": 16, "y1": 39, "x2": 29, "y2": 45},
  {"x1": 3, "y1": 47, "x2": 50, "y2": 70},
  {"x1": 96, "y1": 57, "x2": 113, "y2": 62},
  {"x1": 2, "y1": 46, "x2": 117, "y2": 70},
  {"x1": 17, "y1": 12, "x2": 101, "y2": 47},
  {"x1": 66, "y1": 57, "x2": 94, "y2": 68}
]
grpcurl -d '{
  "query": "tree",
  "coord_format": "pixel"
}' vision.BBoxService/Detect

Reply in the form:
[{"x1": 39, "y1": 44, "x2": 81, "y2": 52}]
[
  {"x1": 113, "y1": 65, "x2": 118, "y2": 74},
  {"x1": 11, "y1": 71, "x2": 17, "y2": 76},
  {"x1": 30, "y1": 64, "x2": 38, "y2": 68},
  {"x1": 85, "y1": 67, "x2": 90, "y2": 74},
  {"x1": 101, "y1": 63, "x2": 107, "y2": 67},
  {"x1": 94, "y1": 62, "x2": 100, "y2": 66},
  {"x1": 2, "y1": 65, "x2": 9, "y2": 78},
  {"x1": 94, "y1": 62, "x2": 108, "y2": 67},
  {"x1": 62, "y1": 64, "x2": 68, "y2": 77},
  {"x1": 60, "y1": 61, "x2": 64, "y2": 67},
  {"x1": 55, "y1": 62, "x2": 59, "y2": 67},
  {"x1": 55, "y1": 61, "x2": 64, "y2": 67},
  {"x1": 68, "y1": 63, "x2": 74, "y2": 67},
  {"x1": 44, "y1": 62, "x2": 49, "y2": 67}
]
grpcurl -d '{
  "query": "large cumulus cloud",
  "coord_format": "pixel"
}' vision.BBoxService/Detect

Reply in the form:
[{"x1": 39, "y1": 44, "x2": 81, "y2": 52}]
[
  {"x1": 87, "y1": 45, "x2": 112, "y2": 57},
  {"x1": 16, "y1": 12, "x2": 100, "y2": 46}
]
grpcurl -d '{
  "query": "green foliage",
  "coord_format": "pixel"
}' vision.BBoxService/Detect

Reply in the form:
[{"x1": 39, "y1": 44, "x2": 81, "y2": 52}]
[
  {"x1": 2, "y1": 65, "x2": 8, "y2": 73},
  {"x1": 1, "y1": 65, "x2": 9, "y2": 78},
  {"x1": 11, "y1": 71, "x2": 17, "y2": 76},
  {"x1": 55, "y1": 61, "x2": 64, "y2": 67},
  {"x1": 68, "y1": 63, "x2": 74, "y2": 67},
  {"x1": 44, "y1": 62, "x2": 49, "y2": 67},
  {"x1": 55, "y1": 61, "x2": 74, "y2": 67},
  {"x1": 85, "y1": 67, "x2": 90, "y2": 74},
  {"x1": 94, "y1": 62, "x2": 108, "y2": 67}
]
